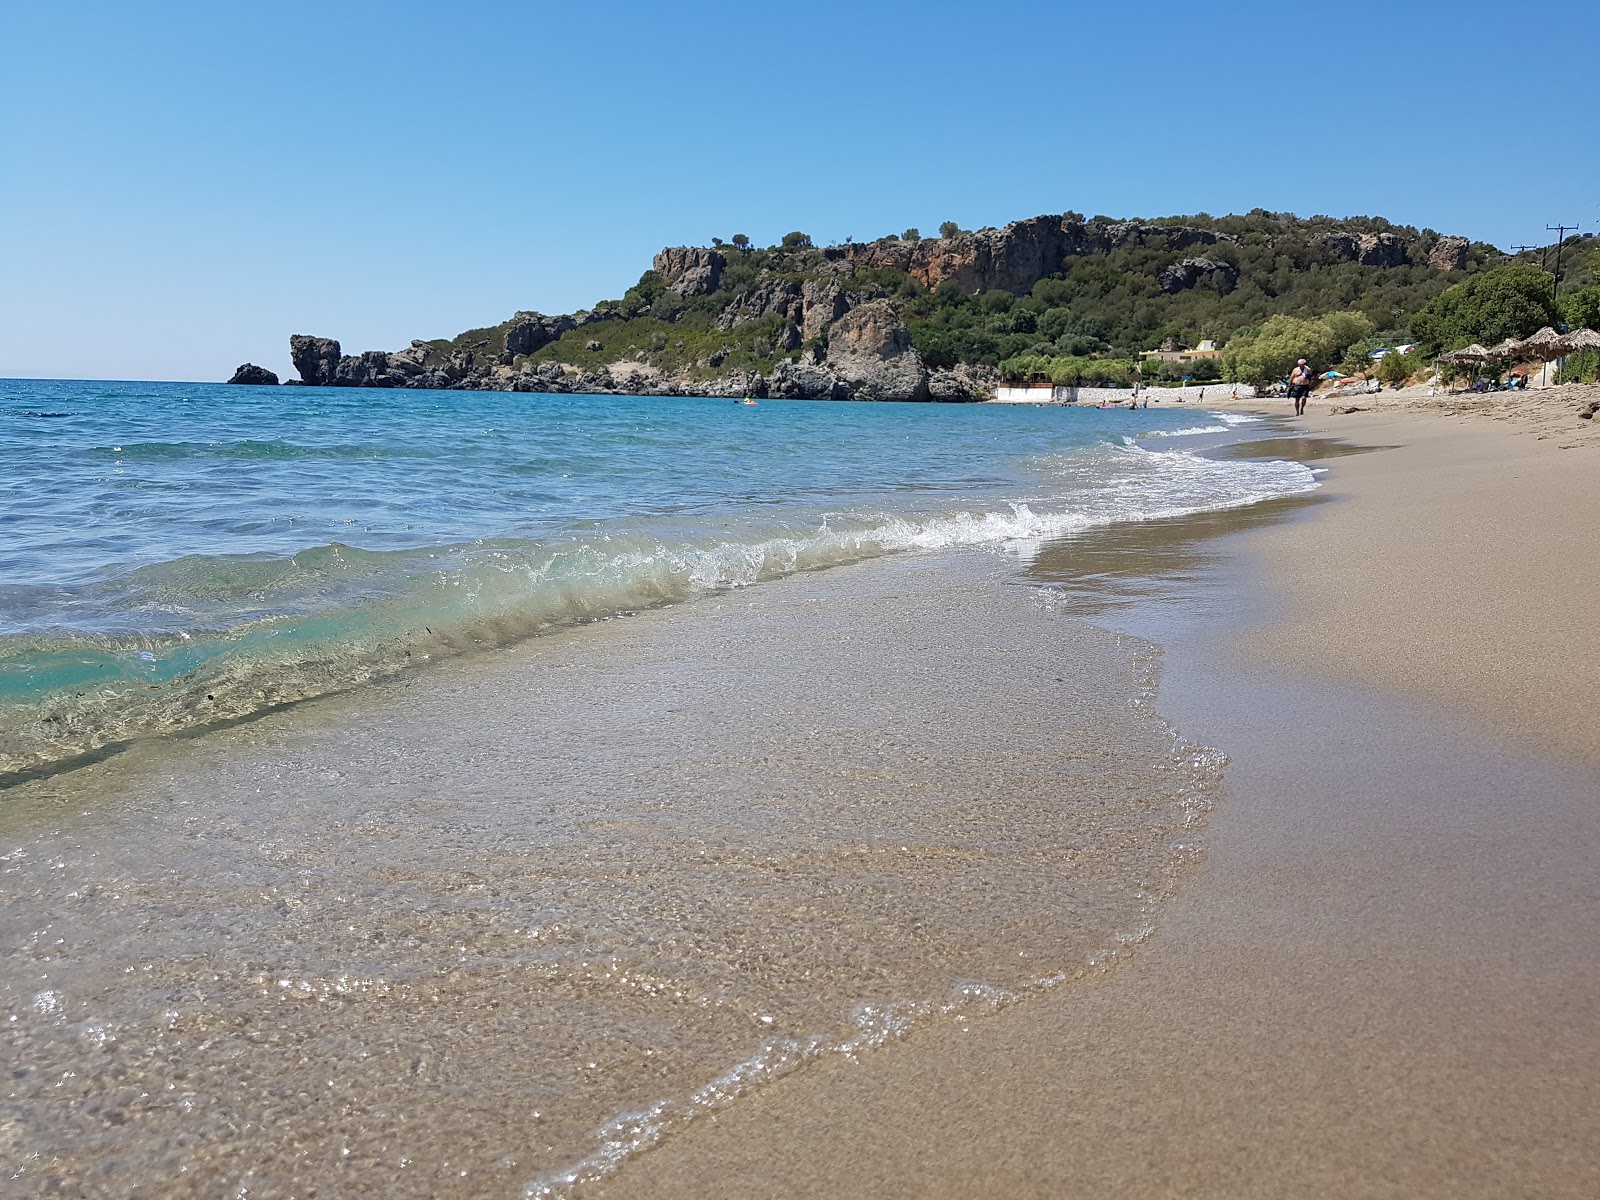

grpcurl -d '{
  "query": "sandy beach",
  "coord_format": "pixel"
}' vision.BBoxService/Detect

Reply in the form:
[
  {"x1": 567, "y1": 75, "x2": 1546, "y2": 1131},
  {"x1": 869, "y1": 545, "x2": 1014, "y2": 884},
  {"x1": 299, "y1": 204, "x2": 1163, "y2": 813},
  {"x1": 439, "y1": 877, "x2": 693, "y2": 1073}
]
[{"x1": 597, "y1": 392, "x2": 1600, "y2": 1197}]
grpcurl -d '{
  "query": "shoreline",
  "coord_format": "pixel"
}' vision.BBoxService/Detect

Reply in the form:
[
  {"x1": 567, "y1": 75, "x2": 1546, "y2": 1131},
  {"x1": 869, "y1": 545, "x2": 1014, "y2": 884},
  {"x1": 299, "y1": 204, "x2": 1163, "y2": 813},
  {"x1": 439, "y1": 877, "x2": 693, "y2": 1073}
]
[
  {"x1": 6, "y1": 400, "x2": 1597, "y2": 1196},
  {"x1": 0, "y1": 546, "x2": 1221, "y2": 1199},
  {"x1": 595, "y1": 403, "x2": 1600, "y2": 1196}
]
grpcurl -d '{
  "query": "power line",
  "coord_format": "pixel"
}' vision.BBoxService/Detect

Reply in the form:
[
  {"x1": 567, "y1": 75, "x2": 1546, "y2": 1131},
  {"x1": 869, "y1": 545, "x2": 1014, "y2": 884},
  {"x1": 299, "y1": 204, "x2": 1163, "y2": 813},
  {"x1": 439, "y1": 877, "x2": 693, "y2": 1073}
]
[{"x1": 1546, "y1": 223, "x2": 1580, "y2": 304}]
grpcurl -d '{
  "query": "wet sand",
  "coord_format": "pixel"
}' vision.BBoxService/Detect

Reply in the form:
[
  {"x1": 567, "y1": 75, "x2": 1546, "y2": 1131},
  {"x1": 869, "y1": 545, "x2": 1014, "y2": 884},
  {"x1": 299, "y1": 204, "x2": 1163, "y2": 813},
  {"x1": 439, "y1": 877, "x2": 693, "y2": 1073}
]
[{"x1": 597, "y1": 409, "x2": 1600, "y2": 1196}]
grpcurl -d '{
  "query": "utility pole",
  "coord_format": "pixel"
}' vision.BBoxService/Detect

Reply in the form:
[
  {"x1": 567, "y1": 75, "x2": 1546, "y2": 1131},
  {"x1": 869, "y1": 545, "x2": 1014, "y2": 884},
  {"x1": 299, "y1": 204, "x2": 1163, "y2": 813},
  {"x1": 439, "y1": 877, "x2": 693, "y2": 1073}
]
[{"x1": 1546, "y1": 223, "x2": 1580, "y2": 305}]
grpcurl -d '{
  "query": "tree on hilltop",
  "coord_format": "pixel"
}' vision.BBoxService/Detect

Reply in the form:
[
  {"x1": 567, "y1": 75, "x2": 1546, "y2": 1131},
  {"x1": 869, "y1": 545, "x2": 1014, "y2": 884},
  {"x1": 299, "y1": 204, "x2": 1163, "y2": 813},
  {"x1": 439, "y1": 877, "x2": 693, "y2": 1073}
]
[
  {"x1": 939, "y1": 221, "x2": 961, "y2": 238},
  {"x1": 902, "y1": 228, "x2": 921, "y2": 242},
  {"x1": 731, "y1": 233, "x2": 750, "y2": 250},
  {"x1": 780, "y1": 231, "x2": 813, "y2": 249}
]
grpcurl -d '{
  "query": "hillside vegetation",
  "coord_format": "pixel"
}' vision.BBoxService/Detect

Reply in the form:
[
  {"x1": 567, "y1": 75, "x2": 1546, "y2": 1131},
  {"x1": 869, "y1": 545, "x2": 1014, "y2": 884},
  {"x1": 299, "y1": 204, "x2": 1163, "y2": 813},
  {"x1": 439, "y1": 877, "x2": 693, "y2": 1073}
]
[{"x1": 264, "y1": 210, "x2": 1598, "y2": 399}]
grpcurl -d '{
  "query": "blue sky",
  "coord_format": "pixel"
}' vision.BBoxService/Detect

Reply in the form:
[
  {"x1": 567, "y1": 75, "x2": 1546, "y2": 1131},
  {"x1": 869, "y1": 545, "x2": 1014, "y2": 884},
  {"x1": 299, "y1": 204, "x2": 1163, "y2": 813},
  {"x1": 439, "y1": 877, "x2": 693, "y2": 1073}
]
[{"x1": 4, "y1": 0, "x2": 1596, "y2": 381}]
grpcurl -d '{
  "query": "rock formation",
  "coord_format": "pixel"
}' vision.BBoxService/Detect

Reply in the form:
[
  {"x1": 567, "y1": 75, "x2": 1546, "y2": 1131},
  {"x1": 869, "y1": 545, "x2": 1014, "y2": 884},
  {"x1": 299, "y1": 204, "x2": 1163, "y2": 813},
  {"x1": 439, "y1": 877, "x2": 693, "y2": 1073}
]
[
  {"x1": 1427, "y1": 235, "x2": 1470, "y2": 272},
  {"x1": 227, "y1": 363, "x2": 278, "y2": 385},
  {"x1": 1157, "y1": 257, "x2": 1239, "y2": 294},
  {"x1": 653, "y1": 247, "x2": 725, "y2": 296},
  {"x1": 822, "y1": 300, "x2": 929, "y2": 402},
  {"x1": 267, "y1": 208, "x2": 1482, "y2": 401},
  {"x1": 1319, "y1": 231, "x2": 1410, "y2": 268},
  {"x1": 289, "y1": 335, "x2": 341, "y2": 387},
  {"x1": 840, "y1": 214, "x2": 1232, "y2": 296}
]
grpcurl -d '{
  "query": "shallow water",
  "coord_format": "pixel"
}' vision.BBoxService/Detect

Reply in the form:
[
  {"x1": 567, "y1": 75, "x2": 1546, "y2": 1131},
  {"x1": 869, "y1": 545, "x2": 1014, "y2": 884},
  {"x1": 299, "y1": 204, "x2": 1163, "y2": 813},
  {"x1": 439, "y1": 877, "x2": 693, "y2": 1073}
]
[
  {"x1": 1, "y1": 385, "x2": 1316, "y2": 1196},
  {"x1": 4, "y1": 551, "x2": 1220, "y2": 1198},
  {"x1": 0, "y1": 381, "x2": 1310, "y2": 776}
]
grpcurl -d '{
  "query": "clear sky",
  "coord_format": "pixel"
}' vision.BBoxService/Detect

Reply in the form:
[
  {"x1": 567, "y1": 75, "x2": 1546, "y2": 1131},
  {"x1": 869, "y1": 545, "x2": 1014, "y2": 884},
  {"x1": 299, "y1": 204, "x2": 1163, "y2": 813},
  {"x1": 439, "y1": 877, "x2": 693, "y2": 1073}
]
[{"x1": 4, "y1": 0, "x2": 1596, "y2": 382}]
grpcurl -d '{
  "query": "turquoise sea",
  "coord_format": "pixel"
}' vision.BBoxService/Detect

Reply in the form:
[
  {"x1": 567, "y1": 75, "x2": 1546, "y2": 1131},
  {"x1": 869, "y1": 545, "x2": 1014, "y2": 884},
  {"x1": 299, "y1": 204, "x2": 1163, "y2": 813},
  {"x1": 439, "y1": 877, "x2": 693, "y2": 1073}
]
[{"x1": 0, "y1": 379, "x2": 1313, "y2": 777}]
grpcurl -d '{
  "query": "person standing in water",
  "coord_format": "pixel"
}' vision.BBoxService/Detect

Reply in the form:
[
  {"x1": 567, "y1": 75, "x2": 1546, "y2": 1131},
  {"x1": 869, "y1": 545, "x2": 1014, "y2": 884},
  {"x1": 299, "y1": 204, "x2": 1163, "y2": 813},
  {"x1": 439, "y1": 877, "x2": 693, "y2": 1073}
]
[{"x1": 1288, "y1": 359, "x2": 1314, "y2": 416}]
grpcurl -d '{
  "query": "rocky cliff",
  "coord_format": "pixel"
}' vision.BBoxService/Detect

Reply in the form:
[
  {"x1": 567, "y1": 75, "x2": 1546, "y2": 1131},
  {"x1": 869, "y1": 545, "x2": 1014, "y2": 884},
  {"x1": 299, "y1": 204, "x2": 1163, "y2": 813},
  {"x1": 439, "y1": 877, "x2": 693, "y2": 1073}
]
[{"x1": 836, "y1": 214, "x2": 1233, "y2": 295}]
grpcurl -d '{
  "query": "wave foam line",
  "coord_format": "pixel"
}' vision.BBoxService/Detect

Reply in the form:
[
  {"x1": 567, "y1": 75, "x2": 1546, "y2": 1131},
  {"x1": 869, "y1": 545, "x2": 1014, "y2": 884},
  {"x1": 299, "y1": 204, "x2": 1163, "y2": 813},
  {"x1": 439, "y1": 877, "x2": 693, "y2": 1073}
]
[{"x1": 0, "y1": 448, "x2": 1316, "y2": 779}]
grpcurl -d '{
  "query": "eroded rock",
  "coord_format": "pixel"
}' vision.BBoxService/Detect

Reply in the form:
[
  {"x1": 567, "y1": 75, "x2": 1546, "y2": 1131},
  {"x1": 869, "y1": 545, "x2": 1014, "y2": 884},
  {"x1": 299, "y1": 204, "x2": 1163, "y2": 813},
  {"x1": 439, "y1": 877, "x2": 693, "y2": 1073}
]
[
  {"x1": 227, "y1": 363, "x2": 278, "y2": 385},
  {"x1": 289, "y1": 335, "x2": 341, "y2": 386},
  {"x1": 824, "y1": 300, "x2": 929, "y2": 401}
]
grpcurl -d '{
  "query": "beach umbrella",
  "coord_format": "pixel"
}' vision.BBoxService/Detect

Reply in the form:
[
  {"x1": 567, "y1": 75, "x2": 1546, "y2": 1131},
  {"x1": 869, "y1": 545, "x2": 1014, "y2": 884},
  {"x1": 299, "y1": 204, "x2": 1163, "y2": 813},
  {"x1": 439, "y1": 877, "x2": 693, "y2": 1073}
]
[
  {"x1": 1515, "y1": 327, "x2": 1567, "y2": 387},
  {"x1": 1554, "y1": 327, "x2": 1600, "y2": 353},
  {"x1": 1437, "y1": 344, "x2": 1491, "y2": 364},
  {"x1": 1486, "y1": 338, "x2": 1522, "y2": 359},
  {"x1": 1517, "y1": 326, "x2": 1563, "y2": 354}
]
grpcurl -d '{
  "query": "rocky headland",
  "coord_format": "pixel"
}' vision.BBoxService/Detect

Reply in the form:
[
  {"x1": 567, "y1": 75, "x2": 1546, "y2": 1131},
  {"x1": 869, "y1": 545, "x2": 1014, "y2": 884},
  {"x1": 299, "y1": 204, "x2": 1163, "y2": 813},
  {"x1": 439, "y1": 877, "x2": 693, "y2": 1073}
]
[{"x1": 245, "y1": 211, "x2": 1498, "y2": 401}]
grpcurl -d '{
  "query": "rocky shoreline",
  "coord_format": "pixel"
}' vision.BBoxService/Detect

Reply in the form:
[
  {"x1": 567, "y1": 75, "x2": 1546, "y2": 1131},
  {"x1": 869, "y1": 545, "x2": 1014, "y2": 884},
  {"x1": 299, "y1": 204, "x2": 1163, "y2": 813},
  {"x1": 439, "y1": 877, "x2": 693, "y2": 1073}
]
[{"x1": 237, "y1": 299, "x2": 998, "y2": 402}]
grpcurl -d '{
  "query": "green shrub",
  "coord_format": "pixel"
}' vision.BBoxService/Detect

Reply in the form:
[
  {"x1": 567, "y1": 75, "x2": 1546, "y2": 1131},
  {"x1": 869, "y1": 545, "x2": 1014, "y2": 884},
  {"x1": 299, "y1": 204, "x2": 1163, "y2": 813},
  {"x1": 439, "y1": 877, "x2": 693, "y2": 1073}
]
[
  {"x1": 1410, "y1": 264, "x2": 1560, "y2": 354},
  {"x1": 1556, "y1": 349, "x2": 1598, "y2": 385}
]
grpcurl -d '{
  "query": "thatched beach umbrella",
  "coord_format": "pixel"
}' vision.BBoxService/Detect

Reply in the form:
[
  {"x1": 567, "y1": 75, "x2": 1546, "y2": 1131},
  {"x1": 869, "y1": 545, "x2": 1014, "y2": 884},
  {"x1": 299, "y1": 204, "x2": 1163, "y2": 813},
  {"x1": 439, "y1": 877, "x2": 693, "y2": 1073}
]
[
  {"x1": 1487, "y1": 338, "x2": 1522, "y2": 359},
  {"x1": 1435, "y1": 343, "x2": 1494, "y2": 391},
  {"x1": 1554, "y1": 327, "x2": 1600, "y2": 354},
  {"x1": 1516, "y1": 327, "x2": 1568, "y2": 386},
  {"x1": 1518, "y1": 327, "x2": 1564, "y2": 355},
  {"x1": 1437, "y1": 343, "x2": 1492, "y2": 363}
]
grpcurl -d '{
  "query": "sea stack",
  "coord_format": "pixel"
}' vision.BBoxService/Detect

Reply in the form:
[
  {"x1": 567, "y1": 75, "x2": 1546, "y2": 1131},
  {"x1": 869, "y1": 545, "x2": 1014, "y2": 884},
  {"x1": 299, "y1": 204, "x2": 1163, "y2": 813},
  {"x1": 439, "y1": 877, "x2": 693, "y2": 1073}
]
[{"x1": 226, "y1": 363, "x2": 279, "y2": 385}]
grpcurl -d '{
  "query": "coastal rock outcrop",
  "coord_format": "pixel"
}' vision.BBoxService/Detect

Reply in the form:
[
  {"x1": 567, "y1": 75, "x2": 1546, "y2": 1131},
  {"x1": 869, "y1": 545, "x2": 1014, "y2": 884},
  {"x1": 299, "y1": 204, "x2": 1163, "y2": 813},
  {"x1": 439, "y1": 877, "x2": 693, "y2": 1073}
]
[
  {"x1": 769, "y1": 360, "x2": 850, "y2": 401},
  {"x1": 263, "y1": 209, "x2": 1473, "y2": 401},
  {"x1": 801, "y1": 280, "x2": 850, "y2": 341},
  {"x1": 1427, "y1": 235, "x2": 1470, "y2": 272},
  {"x1": 227, "y1": 363, "x2": 279, "y2": 385},
  {"x1": 717, "y1": 275, "x2": 805, "y2": 329},
  {"x1": 653, "y1": 247, "x2": 725, "y2": 296},
  {"x1": 335, "y1": 350, "x2": 397, "y2": 388},
  {"x1": 927, "y1": 363, "x2": 997, "y2": 401},
  {"x1": 504, "y1": 312, "x2": 566, "y2": 356},
  {"x1": 823, "y1": 300, "x2": 929, "y2": 402},
  {"x1": 289, "y1": 335, "x2": 341, "y2": 386},
  {"x1": 1157, "y1": 257, "x2": 1239, "y2": 294}
]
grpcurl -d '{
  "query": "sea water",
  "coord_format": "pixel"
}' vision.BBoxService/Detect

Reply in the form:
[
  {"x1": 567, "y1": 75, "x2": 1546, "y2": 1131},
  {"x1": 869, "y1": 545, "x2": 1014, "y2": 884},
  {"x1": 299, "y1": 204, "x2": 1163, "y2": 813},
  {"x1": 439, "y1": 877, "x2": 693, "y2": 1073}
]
[
  {"x1": 1, "y1": 380, "x2": 1315, "y2": 1198},
  {"x1": 0, "y1": 381, "x2": 1307, "y2": 778}
]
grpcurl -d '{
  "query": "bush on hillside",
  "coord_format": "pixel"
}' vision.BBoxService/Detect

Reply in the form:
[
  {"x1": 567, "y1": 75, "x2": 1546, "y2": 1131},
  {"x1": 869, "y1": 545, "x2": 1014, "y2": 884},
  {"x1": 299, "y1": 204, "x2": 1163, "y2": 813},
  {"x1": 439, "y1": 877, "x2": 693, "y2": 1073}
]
[{"x1": 1409, "y1": 263, "x2": 1559, "y2": 354}]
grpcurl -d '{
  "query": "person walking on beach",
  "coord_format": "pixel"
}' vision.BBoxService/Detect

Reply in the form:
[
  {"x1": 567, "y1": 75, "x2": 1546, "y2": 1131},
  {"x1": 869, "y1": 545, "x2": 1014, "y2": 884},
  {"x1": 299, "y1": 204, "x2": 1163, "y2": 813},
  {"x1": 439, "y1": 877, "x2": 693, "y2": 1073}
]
[{"x1": 1288, "y1": 359, "x2": 1313, "y2": 416}]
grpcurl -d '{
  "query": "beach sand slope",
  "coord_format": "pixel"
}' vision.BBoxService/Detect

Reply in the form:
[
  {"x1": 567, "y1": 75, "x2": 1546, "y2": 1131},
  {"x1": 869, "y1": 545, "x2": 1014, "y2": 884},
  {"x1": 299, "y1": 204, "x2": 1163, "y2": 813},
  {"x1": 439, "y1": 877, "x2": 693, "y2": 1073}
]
[{"x1": 598, "y1": 404, "x2": 1600, "y2": 1198}]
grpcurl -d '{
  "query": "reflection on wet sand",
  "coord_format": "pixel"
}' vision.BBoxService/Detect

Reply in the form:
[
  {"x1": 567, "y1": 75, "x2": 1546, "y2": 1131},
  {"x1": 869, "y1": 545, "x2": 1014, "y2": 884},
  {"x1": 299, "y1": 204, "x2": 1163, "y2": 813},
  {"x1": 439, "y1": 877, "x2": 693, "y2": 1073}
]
[{"x1": 1022, "y1": 434, "x2": 1385, "y2": 620}]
